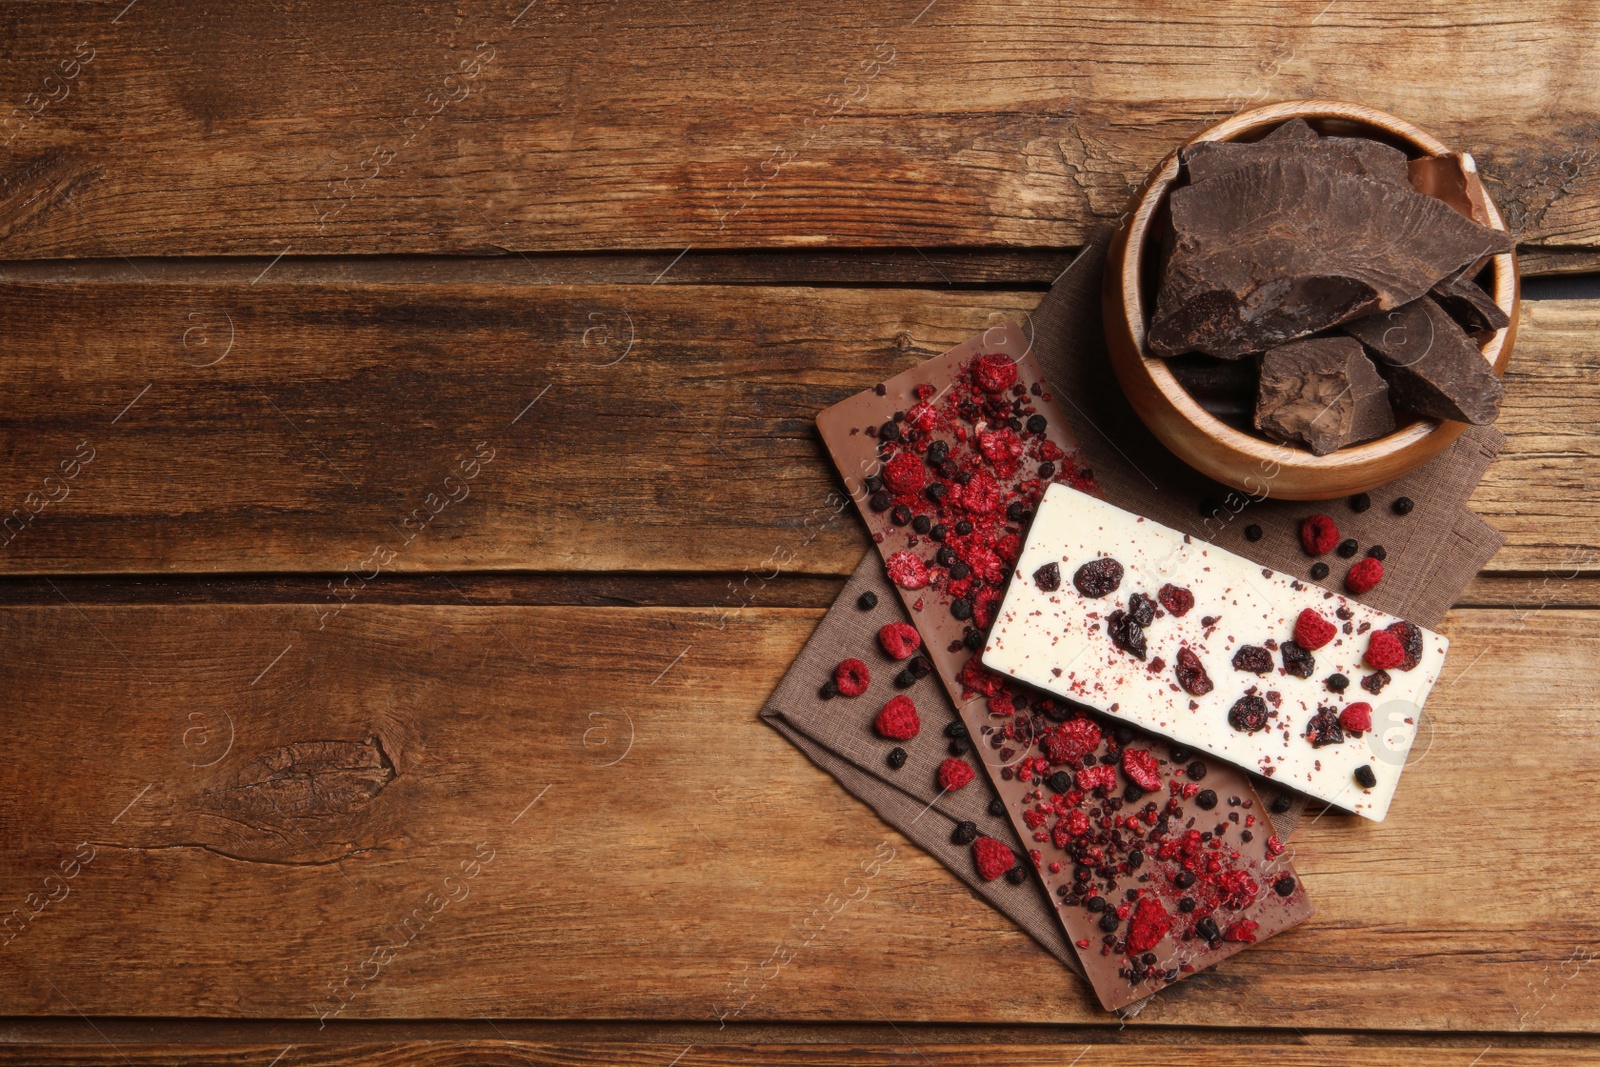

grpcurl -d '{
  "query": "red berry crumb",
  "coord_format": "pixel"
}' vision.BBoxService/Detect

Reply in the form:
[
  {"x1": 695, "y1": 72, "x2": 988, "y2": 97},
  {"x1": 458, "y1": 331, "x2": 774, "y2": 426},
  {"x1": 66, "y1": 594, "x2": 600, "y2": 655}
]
[
  {"x1": 1339, "y1": 701, "x2": 1373, "y2": 734},
  {"x1": 938, "y1": 757, "x2": 975, "y2": 791},
  {"x1": 1363, "y1": 630, "x2": 1406, "y2": 670},
  {"x1": 1157, "y1": 583, "x2": 1195, "y2": 617},
  {"x1": 874, "y1": 694, "x2": 920, "y2": 740},
  {"x1": 971, "y1": 353, "x2": 1018, "y2": 394},
  {"x1": 1125, "y1": 897, "x2": 1173, "y2": 953},
  {"x1": 886, "y1": 550, "x2": 930, "y2": 590},
  {"x1": 1299, "y1": 513, "x2": 1340, "y2": 556},
  {"x1": 1121, "y1": 748, "x2": 1162, "y2": 791},
  {"x1": 834, "y1": 658, "x2": 871, "y2": 697},
  {"x1": 1223, "y1": 919, "x2": 1260, "y2": 944},
  {"x1": 972, "y1": 836, "x2": 1015, "y2": 881},
  {"x1": 1293, "y1": 608, "x2": 1336, "y2": 651},
  {"x1": 877, "y1": 622, "x2": 922, "y2": 660},
  {"x1": 1345, "y1": 556, "x2": 1384, "y2": 594}
]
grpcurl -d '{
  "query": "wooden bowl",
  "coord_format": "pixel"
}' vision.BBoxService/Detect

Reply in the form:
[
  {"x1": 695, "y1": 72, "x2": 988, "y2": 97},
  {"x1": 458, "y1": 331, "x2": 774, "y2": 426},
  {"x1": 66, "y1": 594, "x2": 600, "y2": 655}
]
[{"x1": 1102, "y1": 100, "x2": 1519, "y2": 501}]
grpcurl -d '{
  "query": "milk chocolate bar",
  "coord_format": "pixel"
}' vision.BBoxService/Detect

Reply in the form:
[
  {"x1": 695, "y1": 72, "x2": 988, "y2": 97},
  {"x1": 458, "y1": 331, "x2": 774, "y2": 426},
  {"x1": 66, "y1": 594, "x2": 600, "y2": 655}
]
[{"x1": 816, "y1": 325, "x2": 1313, "y2": 1010}]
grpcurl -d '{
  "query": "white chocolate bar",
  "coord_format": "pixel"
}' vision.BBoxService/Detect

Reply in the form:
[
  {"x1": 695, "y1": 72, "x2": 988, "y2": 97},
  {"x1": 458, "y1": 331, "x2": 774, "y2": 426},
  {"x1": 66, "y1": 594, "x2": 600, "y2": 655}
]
[{"x1": 983, "y1": 483, "x2": 1447, "y2": 820}]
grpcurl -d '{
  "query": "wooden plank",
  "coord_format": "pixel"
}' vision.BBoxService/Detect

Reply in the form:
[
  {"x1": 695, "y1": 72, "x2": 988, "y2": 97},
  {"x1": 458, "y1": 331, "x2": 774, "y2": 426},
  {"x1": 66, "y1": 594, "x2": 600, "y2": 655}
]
[
  {"x1": 0, "y1": 603, "x2": 1596, "y2": 1031},
  {"x1": 0, "y1": 282, "x2": 1593, "y2": 576},
  {"x1": 2, "y1": 1, "x2": 1599, "y2": 257}
]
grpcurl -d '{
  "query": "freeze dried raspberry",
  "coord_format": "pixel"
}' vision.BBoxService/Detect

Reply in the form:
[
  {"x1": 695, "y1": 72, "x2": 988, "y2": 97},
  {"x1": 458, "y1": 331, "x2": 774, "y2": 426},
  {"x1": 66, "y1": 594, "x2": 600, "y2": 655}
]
[
  {"x1": 1073, "y1": 557, "x2": 1124, "y2": 598},
  {"x1": 938, "y1": 757, "x2": 975, "y2": 791},
  {"x1": 874, "y1": 695, "x2": 920, "y2": 740},
  {"x1": 1060, "y1": 809, "x2": 1090, "y2": 837},
  {"x1": 977, "y1": 428, "x2": 1023, "y2": 475},
  {"x1": 1121, "y1": 748, "x2": 1162, "y2": 791},
  {"x1": 1293, "y1": 608, "x2": 1336, "y2": 651},
  {"x1": 987, "y1": 689, "x2": 1015, "y2": 717},
  {"x1": 1340, "y1": 701, "x2": 1373, "y2": 734},
  {"x1": 1077, "y1": 764, "x2": 1117, "y2": 793},
  {"x1": 960, "y1": 471, "x2": 1002, "y2": 515},
  {"x1": 904, "y1": 401, "x2": 935, "y2": 433},
  {"x1": 834, "y1": 659, "x2": 871, "y2": 697},
  {"x1": 1228, "y1": 694, "x2": 1270, "y2": 733},
  {"x1": 1042, "y1": 717, "x2": 1102, "y2": 765},
  {"x1": 1364, "y1": 629, "x2": 1405, "y2": 670},
  {"x1": 972, "y1": 836, "x2": 1015, "y2": 881},
  {"x1": 1126, "y1": 897, "x2": 1173, "y2": 953},
  {"x1": 1299, "y1": 513, "x2": 1340, "y2": 556},
  {"x1": 886, "y1": 551, "x2": 930, "y2": 590},
  {"x1": 882, "y1": 452, "x2": 925, "y2": 494},
  {"x1": 1345, "y1": 556, "x2": 1384, "y2": 594},
  {"x1": 1223, "y1": 919, "x2": 1259, "y2": 944},
  {"x1": 1305, "y1": 705, "x2": 1345, "y2": 748},
  {"x1": 971, "y1": 353, "x2": 1018, "y2": 394},
  {"x1": 956, "y1": 656, "x2": 1005, "y2": 698},
  {"x1": 1386, "y1": 620, "x2": 1423, "y2": 671},
  {"x1": 1232, "y1": 645, "x2": 1273, "y2": 674},
  {"x1": 1158, "y1": 583, "x2": 1194, "y2": 617},
  {"x1": 1266, "y1": 835, "x2": 1285, "y2": 857},
  {"x1": 877, "y1": 622, "x2": 922, "y2": 660},
  {"x1": 1175, "y1": 646, "x2": 1214, "y2": 696}
]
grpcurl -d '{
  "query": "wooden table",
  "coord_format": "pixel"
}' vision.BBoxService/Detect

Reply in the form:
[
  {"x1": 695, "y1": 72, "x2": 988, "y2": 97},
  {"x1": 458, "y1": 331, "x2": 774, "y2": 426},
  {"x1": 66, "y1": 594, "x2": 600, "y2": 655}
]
[{"x1": 2, "y1": 2, "x2": 1598, "y2": 1063}]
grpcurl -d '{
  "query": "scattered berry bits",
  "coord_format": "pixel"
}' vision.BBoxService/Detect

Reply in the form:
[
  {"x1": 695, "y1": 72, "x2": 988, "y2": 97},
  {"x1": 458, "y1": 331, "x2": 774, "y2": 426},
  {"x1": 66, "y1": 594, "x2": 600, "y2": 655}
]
[
  {"x1": 1073, "y1": 557, "x2": 1124, "y2": 598},
  {"x1": 834, "y1": 659, "x2": 871, "y2": 697},
  {"x1": 1157, "y1": 583, "x2": 1195, "y2": 617},
  {"x1": 857, "y1": 590, "x2": 879, "y2": 611},
  {"x1": 972, "y1": 836, "x2": 1015, "y2": 882},
  {"x1": 1392, "y1": 495, "x2": 1415, "y2": 516},
  {"x1": 1354, "y1": 764, "x2": 1378, "y2": 789},
  {"x1": 1293, "y1": 608, "x2": 1336, "y2": 651},
  {"x1": 886, "y1": 551, "x2": 930, "y2": 590},
  {"x1": 877, "y1": 622, "x2": 923, "y2": 661},
  {"x1": 1121, "y1": 748, "x2": 1162, "y2": 791},
  {"x1": 1345, "y1": 556, "x2": 1384, "y2": 594},
  {"x1": 874, "y1": 695, "x2": 921, "y2": 740},
  {"x1": 1363, "y1": 630, "x2": 1406, "y2": 670},
  {"x1": 938, "y1": 757, "x2": 976, "y2": 791},
  {"x1": 1339, "y1": 701, "x2": 1373, "y2": 734},
  {"x1": 1299, "y1": 513, "x2": 1340, "y2": 556}
]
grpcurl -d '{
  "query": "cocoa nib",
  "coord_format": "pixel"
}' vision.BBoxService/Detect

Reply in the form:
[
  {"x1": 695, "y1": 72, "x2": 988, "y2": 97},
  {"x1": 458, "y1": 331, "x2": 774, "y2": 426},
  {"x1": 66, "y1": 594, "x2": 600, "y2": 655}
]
[
  {"x1": 1033, "y1": 561, "x2": 1062, "y2": 592},
  {"x1": 1106, "y1": 609, "x2": 1148, "y2": 660},
  {"x1": 1305, "y1": 706, "x2": 1346, "y2": 748},
  {"x1": 1254, "y1": 336, "x2": 1394, "y2": 455},
  {"x1": 1280, "y1": 640, "x2": 1315, "y2": 679},
  {"x1": 1344, "y1": 296, "x2": 1503, "y2": 425},
  {"x1": 1232, "y1": 645, "x2": 1274, "y2": 674},
  {"x1": 1175, "y1": 646, "x2": 1214, "y2": 696},
  {"x1": 1228, "y1": 695, "x2": 1270, "y2": 733},
  {"x1": 1073, "y1": 557, "x2": 1124, "y2": 598}
]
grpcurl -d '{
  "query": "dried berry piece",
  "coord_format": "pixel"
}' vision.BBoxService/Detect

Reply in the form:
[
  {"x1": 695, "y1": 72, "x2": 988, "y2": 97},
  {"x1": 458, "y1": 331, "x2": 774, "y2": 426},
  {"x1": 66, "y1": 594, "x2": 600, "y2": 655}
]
[
  {"x1": 1270, "y1": 794, "x2": 1293, "y2": 814},
  {"x1": 951, "y1": 820, "x2": 979, "y2": 845},
  {"x1": 1232, "y1": 645, "x2": 1274, "y2": 674},
  {"x1": 1361, "y1": 670, "x2": 1391, "y2": 694},
  {"x1": 886, "y1": 747, "x2": 907, "y2": 770},
  {"x1": 818, "y1": 680, "x2": 839, "y2": 701},
  {"x1": 1042, "y1": 718, "x2": 1102, "y2": 766},
  {"x1": 1392, "y1": 495, "x2": 1414, "y2": 515},
  {"x1": 1077, "y1": 764, "x2": 1117, "y2": 793},
  {"x1": 1367, "y1": 545, "x2": 1387, "y2": 561},
  {"x1": 1157, "y1": 583, "x2": 1195, "y2": 617},
  {"x1": 877, "y1": 622, "x2": 923, "y2": 661},
  {"x1": 1195, "y1": 917, "x2": 1221, "y2": 944},
  {"x1": 972, "y1": 353, "x2": 1018, "y2": 394},
  {"x1": 834, "y1": 659, "x2": 871, "y2": 697},
  {"x1": 1126, "y1": 898, "x2": 1173, "y2": 953},
  {"x1": 949, "y1": 598, "x2": 973, "y2": 621},
  {"x1": 869, "y1": 489, "x2": 892, "y2": 511},
  {"x1": 1186, "y1": 760, "x2": 1207, "y2": 780},
  {"x1": 1073, "y1": 557, "x2": 1124, "y2": 598},
  {"x1": 874, "y1": 695, "x2": 920, "y2": 740},
  {"x1": 1228, "y1": 694, "x2": 1270, "y2": 733},
  {"x1": 886, "y1": 550, "x2": 930, "y2": 590},
  {"x1": 1364, "y1": 629, "x2": 1406, "y2": 670},
  {"x1": 1309, "y1": 562, "x2": 1330, "y2": 580},
  {"x1": 1350, "y1": 492, "x2": 1371, "y2": 513},
  {"x1": 1121, "y1": 748, "x2": 1162, "y2": 791},
  {"x1": 1174, "y1": 646, "x2": 1214, "y2": 696},
  {"x1": 1294, "y1": 608, "x2": 1336, "y2": 651},
  {"x1": 1195, "y1": 789, "x2": 1218, "y2": 810},
  {"x1": 938, "y1": 758, "x2": 975, "y2": 791},
  {"x1": 1106, "y1": 609, "x2": 1148, "y2": 660},
  {"x1": 1299, "y1": 513, "x2": 1340, "y2": 556},
  {"x1": 1127, "y1": 592, "x2": 1156, "y2": 627},
  {"x1": 1354, "y1": 765, "x2": 1378, "y2": 789},
  {"x1": 944, "y1": 720, "x2": 968, "y2": 740},
  {"x1": 1386, "y1": 620, "x2": 1424, "y2": 671},
  {"x1": 1326, "y1": 673, "x2": 1350, "y2": 693},
  {"x1": 1346, "y1": 556, "x2": 1384, "y2": 594},
  {"x1": 1033, "y1": 561, "x2": 1061, "y2": 592},
  {"x1": 1340, "y1": 701, "x2": 1373, "y2": 734},
  {"x1": 1005, "y1": 866, "x2": 1028, "y2": 885},
  {"x1": 1337, "y1": 538, "x2": 1360, "y2": 558},
  {"x1": 857, "y1": 591, "x2": 878, "y2": 611},
  {"x1": 1244, "y1": 523, "x2": 1263, "y2": 542},
  {"x1": 1280, "y1": 639, "x2": 1315, "y2": 679},
  {"x1": 1273, "y1": 875, "x2": 1297, "y2": 897},
  {"x1": 1305, "y1": 705, "x2": 1346, "y2": 748},
  {"x1": 987, "y1": 797, "x2": 1006, "y2": 818},
  {"x1": 972, "y1": 836, "x2": 1015, "y2": 881}
]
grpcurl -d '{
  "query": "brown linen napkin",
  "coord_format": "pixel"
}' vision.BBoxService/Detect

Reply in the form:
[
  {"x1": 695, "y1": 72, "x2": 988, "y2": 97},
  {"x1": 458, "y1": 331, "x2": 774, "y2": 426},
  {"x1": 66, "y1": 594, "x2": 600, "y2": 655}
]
[{"x1": 762, "y1": 233, "x2": 1506, "y2": 990}]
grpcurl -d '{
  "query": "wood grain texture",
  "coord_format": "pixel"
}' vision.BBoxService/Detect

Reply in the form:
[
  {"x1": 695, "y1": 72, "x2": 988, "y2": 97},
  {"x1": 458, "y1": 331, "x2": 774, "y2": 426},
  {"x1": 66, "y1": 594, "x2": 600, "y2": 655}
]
[
  {"x1": 0, "y1": 283, "x2": 1593, "y2": 577},
  {"x1": 1, "y1": 603, "x2": 1595, "y2": 1030},
  {"x1": 2, "y1": 1, "x2": 1599, "y2": 257}
]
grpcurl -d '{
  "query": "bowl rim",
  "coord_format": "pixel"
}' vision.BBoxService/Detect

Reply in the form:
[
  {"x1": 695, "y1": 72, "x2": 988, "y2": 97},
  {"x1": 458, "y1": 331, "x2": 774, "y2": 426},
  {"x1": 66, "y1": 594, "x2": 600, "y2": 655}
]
[{"x1": 1115, "y1": 98, "x2": 1519, "y2": 473}]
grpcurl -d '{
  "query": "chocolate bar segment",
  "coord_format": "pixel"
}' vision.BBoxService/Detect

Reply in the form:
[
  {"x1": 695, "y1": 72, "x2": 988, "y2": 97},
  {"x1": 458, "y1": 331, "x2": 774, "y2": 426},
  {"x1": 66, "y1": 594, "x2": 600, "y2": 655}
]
[
  {"x1": 816, "y1": 326, "x2": 1313, "y2": 1010},
  {"x1": 1344, "y1": 297, "x2": 1504, "y2": 424},
  {"x1": 1254, "y1": 336, "x2": 1394, "y2": 454}
]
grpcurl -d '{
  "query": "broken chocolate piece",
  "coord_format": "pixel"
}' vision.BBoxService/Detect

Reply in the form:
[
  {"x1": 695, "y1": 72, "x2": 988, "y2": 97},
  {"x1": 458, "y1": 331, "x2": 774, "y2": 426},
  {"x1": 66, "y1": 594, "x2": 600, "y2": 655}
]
[
  {"x1": 1183, "y1": 129, "x2": 1409, "y2": 187},
  {"x1": 1408, "y1": 152, "x2": 1495, "y2": 228},
  {"x1": 1149, "y1": 158, "x2": 1513, "y2": 358},
  {"x1": 1344, "y1": 297, "x2": 1503, "y2": 424},
  {"x1": 1431, "y1": 267, "x2": 1510, "y2": 335},
  {"x1": 1254, "y1": 336, "x2": 1395, "y2": 455},
  {"x1": 1165, "y1": 354, "x2": 1260, "y2": 423}
]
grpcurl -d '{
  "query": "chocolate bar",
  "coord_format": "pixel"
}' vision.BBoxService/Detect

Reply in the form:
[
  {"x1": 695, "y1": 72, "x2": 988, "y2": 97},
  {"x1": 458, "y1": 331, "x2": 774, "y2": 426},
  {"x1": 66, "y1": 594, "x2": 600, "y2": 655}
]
[
  {"x1": 816, "y1": 325, "x2": 1313, "y2": 1010},
  {"x1": 983, "y1": 484, "x2": 1449, "y2": 821}
]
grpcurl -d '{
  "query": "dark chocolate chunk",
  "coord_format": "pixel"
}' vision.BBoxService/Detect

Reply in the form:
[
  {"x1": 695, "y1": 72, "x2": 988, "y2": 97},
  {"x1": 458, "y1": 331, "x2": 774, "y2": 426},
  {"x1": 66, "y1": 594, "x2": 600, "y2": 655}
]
[
  {"x1": 1149, "y1": 158, "x2": 1512, "y2": 358},
  {"x1": 1073, "y1": 557, "x2": 1124, "y2": 598},
  {"x1": 1431, "y1": 266, "x2": 1510, "y2": 334},
  {"x1": 1181, "y1": 127, "x2": 1410, "y2": 187},
  {"x1": 1033, "y1": 561, "x2": 1062, "y2": 592},
  {"x1": 1166, "y1": 354, "x2": 1260, "y2": 422},
  {"x1": 1344, "y1": 296, "x2": 1503, "y2": 425},
  {"x1": 1254, "y1": 336, "x2": 1395, "y2": 455}
]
